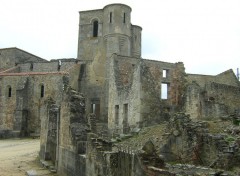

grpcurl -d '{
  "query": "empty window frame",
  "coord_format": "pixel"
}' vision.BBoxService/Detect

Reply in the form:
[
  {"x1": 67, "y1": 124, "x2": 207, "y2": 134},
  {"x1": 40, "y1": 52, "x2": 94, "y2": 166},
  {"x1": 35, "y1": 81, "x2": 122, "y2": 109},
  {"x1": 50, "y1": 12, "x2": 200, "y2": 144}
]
[
  {"x1": 93, "y1": 20, "x2": 98, "y2": 37},
  {"x1": 123, "y1": 103, "x2": 128, "y2": 122},
  {"x1": 91, "y1": 99, "x2": 100, "y2": 119},
  {"x1": 40, "y1": 84, "x2": 44, "y2": 98},
  {"x1": 161, "y1": 83, "x2": 168, "y2": 99},
  {"x1": 8, "y1": 86, "x2": 12, "y2": 97},
  {"x1": 80, "y1": 64, "x2": 86, "y2": 78},
  {"x1": 123, "y1": 13, "x2": 126, "y2": 23},
  {"x1": 58, "y1": 60, "x2": 61, "y2": 71},
  {"x1": 115, "y1": 105, "x2": 119, "y2": 125},
  {"x1": 163, "y1": 69, "x2": 169, "y2": 78},
  {"x1": 91, "y1": 103, "x2": 96, "y2": 113},
  {"x1": 30, "y1": 63, "x2": 33, "y2": 71},
  {"x1": 110, "y1": 12, "x2": 112, "y2": 23}
]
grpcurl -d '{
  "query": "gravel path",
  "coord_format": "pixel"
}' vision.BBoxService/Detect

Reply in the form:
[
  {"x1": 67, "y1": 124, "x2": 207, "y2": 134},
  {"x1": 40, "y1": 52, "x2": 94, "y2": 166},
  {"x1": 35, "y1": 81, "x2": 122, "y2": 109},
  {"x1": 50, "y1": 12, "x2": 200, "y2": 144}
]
[{"x1": 0, "y1": 138, "x2": 55, "y2": 176}]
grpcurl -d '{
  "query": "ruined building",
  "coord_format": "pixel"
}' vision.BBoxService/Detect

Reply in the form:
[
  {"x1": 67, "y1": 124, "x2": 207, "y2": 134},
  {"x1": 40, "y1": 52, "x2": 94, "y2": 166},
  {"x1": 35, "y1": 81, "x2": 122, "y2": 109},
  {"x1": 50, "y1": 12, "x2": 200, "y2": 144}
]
[{"x1": 0, "y1": 3, "x2": 240, "y2": 176}]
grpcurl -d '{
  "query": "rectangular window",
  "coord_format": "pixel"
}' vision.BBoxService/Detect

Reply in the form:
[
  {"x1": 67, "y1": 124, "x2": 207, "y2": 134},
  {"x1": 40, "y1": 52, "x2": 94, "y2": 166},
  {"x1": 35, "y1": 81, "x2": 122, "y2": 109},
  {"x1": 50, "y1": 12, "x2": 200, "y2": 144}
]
[
  {"x1": 163, "y1": 69, "x2": 168, "y2": 78},
  {"x1": 110, "y1": 12, "x2": 112, "y2": 23},
  {"x1": 123, "y1": 104, "x2": 128, "y2": 122},
  {"x1": 91, "y1": 103, "x2": 96, "y2": 113},
  {"x1": 123, "y1": 13, "x2": 126, "y2": 23},
  {"x1": 161, "y1": 83, "x2": 168, "y2": 99},
  {"x1": 91, "y1": 99, "x2": 100, "y2": 119},
  {"x1": 8, "y1": 87, "x2": 12, "y2": 97},
  {"x1": 40, "y1": 85, "x2": 44, "y2": 98},
  {"x1": 115, "y1": 105, "x2": 119, "y2": 125}
]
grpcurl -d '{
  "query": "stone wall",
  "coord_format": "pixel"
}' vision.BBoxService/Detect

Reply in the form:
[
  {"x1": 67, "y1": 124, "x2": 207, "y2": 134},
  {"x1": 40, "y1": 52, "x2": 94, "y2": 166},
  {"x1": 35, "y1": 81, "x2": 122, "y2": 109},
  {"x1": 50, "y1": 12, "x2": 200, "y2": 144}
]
[
  {"x1": 86, "y1": 135, "x2": 173, "y2": 176},
  {"x1": 19, "y1": 59, "x2": 77, "y2": 73},
  {"x1": 160, "y1": 113, "x2": 240, "y2": 170},
  {"x1": 77, "y1": 9, "x2": 104, "y2": 60},
  {"x1": 185, "y1": 70, "x2": 240, "y2": 119},
  {"x1": 140, "y1": 60, "x2": 186, "y2": 126},
  {"x1": 57, "y1": 88, "x2": 87, "y2": 176},
  {"x1": 107, "y1": 54, "x2": 186, "y2": 132},
  {"x1": 107, "y1": 54, "x2": 141, "y2": 132},
  {"x1": 0, "y1": 47, "x2": 45, "y2": 69},
  {"x1": 187, "y1": 69, "x2": 239, "y2": 88},
  {"x1": 0, "y1": 73, "x2": 66, "y2": 137}
]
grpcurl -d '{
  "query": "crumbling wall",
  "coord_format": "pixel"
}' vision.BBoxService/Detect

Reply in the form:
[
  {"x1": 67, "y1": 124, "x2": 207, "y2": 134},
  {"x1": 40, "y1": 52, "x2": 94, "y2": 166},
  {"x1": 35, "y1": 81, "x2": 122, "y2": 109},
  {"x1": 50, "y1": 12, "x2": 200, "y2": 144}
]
[
  {"x1": 0, "y1": 73, "x2": 66, "y2": 138},
  {"x1": 185, "y1": 81, "x2": 240, "y2": 119},
  {"x1": 140, "y1": 60, "x2": 186, "y2": 126},
  {"x1": 57, "y1": 88, "x2": 87, "y2": 176},
  {"x1": 86, "y1": 135, "x2": 173, "y2": 176},
  {"x1": 185, "y1": 69, "x2": 240, "y2": 119},
  {"x1": 107, "y1": 55, "x2": 141, "y2": 132},
  {"x1": 78, "y1": 46, "x2": 108, "y2": 123},
  {"x1": 160, "y1": 113, "x2": 240, "y2": 170},
  {"x1": 107, "y1": 55, "x2": 186, "y2": 132},
  {"x1": 205, "y1": 82, "x2": 240, "y2": 115}
]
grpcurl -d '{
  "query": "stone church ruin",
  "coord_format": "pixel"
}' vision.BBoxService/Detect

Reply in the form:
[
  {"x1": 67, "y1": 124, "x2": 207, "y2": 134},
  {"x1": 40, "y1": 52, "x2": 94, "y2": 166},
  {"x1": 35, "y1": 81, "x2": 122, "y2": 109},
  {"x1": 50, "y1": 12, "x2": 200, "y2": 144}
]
[{"x1": 0, "y1": 3, "x2": 240, "y2": 176}]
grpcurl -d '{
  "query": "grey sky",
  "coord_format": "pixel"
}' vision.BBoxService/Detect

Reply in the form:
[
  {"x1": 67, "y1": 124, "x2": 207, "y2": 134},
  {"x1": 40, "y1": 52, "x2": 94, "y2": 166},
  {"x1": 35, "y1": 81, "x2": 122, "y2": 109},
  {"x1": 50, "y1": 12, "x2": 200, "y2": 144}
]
[{"x1": 1, "y1": 0, "x2": 240, "y2": 75}]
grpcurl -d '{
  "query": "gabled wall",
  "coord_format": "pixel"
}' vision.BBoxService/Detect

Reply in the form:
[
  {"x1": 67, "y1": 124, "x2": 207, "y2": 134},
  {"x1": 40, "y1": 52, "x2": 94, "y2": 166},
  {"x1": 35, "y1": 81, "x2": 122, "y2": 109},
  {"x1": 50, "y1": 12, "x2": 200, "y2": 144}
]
[
  {"x1": 185, "y1": 69, "x2": 240, "y2": 119},
  {"x1": 0, "y1": 47, "x2": 46, "y2": 70}
]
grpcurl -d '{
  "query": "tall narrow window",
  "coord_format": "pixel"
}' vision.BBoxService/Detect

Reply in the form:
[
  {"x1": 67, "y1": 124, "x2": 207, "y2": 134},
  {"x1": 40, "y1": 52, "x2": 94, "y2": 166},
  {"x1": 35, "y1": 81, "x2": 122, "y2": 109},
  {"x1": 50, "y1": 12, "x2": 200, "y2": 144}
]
[
  {"x1": 123, "y1": 103, "x2": 129, "y2": 133},
  {"x1": 40, "y1": 85, "x2": 44, "y2": 98},
  {"x1": 161, "y1": 83, "x2": 168, "y2": 99},
  {"x1": 58, "y1": 60, "x2": 61, "y2": 71},
  {"x1": 110, "y1": 12, "x2": 112, "y2": 23},
  {"x1": 115, "y1": 105, "x2": 119, "y2": 125},
  {"x1": 8, "y1": 86, "x2": 12, "y2": 97},
  {"x1": 163, "y1": 69, "x2": 169, "y2": 78},
  {"x1": 123, "y1": 104, "x2": 128, "y2": 122},
  {"x1": 91, "y1": 103, "x2": 96, "y2": 113},
  {"x1": 91, "y1": 99, "x2": 100, "y2": 119},
  {"x1": 123, "y1": 13, "x2": 126, "y2": 23},
  {"x1": 93, "y1": 21, "x2": 98, "y2": 37},
  {"x1": 30, "y1": 63, "x2": 33, "y2": 71}
]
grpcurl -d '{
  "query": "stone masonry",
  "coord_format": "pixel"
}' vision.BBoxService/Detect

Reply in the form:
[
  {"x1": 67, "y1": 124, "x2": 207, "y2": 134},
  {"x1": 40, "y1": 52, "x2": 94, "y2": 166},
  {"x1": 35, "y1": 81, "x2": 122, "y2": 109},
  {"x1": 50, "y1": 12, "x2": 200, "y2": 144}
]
[{"x1": 0, "y1": 3, "x2": 240, "y2": 176}]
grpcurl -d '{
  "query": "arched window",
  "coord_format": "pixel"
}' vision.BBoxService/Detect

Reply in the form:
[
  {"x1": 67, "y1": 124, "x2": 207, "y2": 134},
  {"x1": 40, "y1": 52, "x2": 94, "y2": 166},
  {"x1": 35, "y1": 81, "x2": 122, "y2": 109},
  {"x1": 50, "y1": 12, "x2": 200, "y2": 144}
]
[
  {"x1": 93, "y1": 20, "x2": 98, "y2": 37},
  {"x1": 30, "y1": 63, "x2": 33, "y2": 71},
  {"x1": 40, "y1": 84, "x2": 44, "y2": 98}
]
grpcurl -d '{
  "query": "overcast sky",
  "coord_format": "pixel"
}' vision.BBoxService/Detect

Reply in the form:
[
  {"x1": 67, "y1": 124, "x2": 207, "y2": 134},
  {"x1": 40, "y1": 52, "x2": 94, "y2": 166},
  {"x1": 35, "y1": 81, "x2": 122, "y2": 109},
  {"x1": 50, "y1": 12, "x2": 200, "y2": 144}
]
[{"x1": 1, "y1": 0, "x2": 240, "y2": 76}]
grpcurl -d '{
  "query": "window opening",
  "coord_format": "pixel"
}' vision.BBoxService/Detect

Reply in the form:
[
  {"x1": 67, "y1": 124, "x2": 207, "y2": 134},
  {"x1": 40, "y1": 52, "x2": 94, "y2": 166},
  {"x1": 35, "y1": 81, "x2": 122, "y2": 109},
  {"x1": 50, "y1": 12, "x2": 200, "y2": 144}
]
[
  {"x1": 58, "y1": 60, "x2": 61, "y2": 71},
  {"x1": 91, "y1": 104, "x2": 96, "y2": 113},
  {"x1": 110, "y1": 12, "x2": 112, "y2": 23},
  {"x1": 123, "y1": 13, "x2": 126, "y2": 23},
  {"x1": 161, "y1": 83, "x2": 168, "y2": 99},
  {"x1": 93, "y1": 21, "x2": 98, "y2": 37},
  {"x1": 8, "y1": 86, "x2": 12, "y2": 97},
  {"x1": 115, "y1": 105, "x2": 119, "y2": 125},
  {"x1": 40, "y1": 85, "x2": 44, "y2": 98},
  {"x1": 123, "y1": 104, "x2": 128, "y2": 122},
  {"x1": 123, "y1": 103, "x2": 129, "y2": 133},
  {"x1": 80, "y1": 64, "x2": 86, "y2": 78},
  {"x1": 163, "y1": 69, "x2": 168, "y2": 78},
  {"x1": 91, "y1": 99, "x2": 100, "y2": 119},
  {"x1": 30, "y1": 63, "x2": 33, "y2": 71}
]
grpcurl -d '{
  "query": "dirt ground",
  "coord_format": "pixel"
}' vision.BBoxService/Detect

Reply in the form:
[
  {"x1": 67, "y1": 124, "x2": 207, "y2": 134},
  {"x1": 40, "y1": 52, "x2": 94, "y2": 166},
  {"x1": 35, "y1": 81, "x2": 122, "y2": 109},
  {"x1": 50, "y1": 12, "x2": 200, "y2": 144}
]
[{"x1": 0, "y1": 138, "x2": 56, "y2": 176}]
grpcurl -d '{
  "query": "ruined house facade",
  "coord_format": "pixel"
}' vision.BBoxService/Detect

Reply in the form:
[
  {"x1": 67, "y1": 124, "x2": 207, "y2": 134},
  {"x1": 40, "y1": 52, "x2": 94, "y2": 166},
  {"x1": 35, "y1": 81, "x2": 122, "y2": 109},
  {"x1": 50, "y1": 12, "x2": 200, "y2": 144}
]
[{"x1": 0, "y1": 3, "x2": 240, "y2": 175}]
